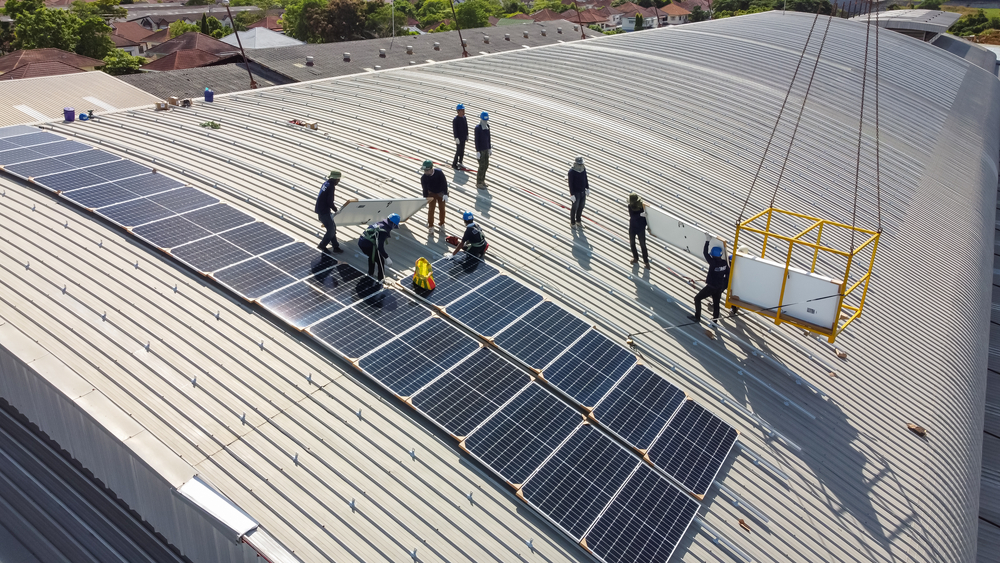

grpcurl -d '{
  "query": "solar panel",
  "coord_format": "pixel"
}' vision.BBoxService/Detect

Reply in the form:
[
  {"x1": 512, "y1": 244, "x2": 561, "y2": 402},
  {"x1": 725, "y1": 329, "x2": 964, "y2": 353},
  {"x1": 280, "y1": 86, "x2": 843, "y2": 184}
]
[
  {"x1": 55, "y1": 150, "x2": 120, "y2": 169},
  {"x1": 213, "y1": 257, "x2": 297, "y2": 301},
  {"x1": 591, "y1": 365, "x2": 686, "y2": 452},
  {"x1": 0, "y1": 139, "x2": 17, "y2": 151},
  {"x1": 219, "y1": 222, "x2": 293, "y2": 256},
  {"x1": 0, "y1": 147, "x2": 48, "y2": 166},
  {"x1": 308, "y1": 295, "x2": 430, "y2": 359},
  {"x1": 3, "y1": 131, "x2": 62, "y2": 148},
  {"x1": 303, "y1": 262, "x2": 372, "y2": 306},
  {"x1": 5, "y1": 156, "x2": 78, "y2": 179},
  {"x1": 182, "y1": 204, "x2": 254, "y2": 233},
  {"x1": 33, "y1": 168, "x2": 105, "y2": 191},
  {"x1": 542, "y1": 330, "x2": 636, "y2": 409},
  {"x1": 113, "y1": 173, "x2": 184, "y2": 197},
  {"x1": 493, "y1": 301, "x2": 591, "y2": 370},
  {"x1": 97, "y1": 198, "x2": 174, "y2": 227},
  {"x1": 413, "y1": 254, "x2": 499, "y2": 306},
  {"x1": 171, "y1": 235, "x2": 253, "y2": 273},
  {"x1": 133, "y1": 215, "x2": 211, "y2": 249},
  {"x1": 87, "y1": 160, "x2": 150, "y2": 183},
  {"x1": 411, "y1": 348, "x2": 531, "y2": 438},
  {"x1": 260, "y1": 243, "x2": 332, "y2": 281},
  {"x1": 0, "y1": 125, "x2": 40, "y2": 138},
  {"x1": 520, "y1": 425, "x2": 639, "y2": 541},
  {"x1": 62, "y1": 183, "x2": 139, "y2": 210},
  {"x1": 444, "y1": 275, "x2": 543, "y2": 337},
  {"x1": 462, "y1": 384, "x2": 580, "y2": 486},
  {"x1": 28, "y1": 140, "x2": 91, "y2": 158},
  {"x1": 259, "y1": 282, "x2": 345, "y2": 329},
  {"x1": 358, "y1": 318, "x2": 480, "y2": 398},
  {"x1": 646, "y1": 400, "x2": 738, "y2": 497},
  {"x1": 147, "y1": 187, "x2": 218, "y2": 214}
]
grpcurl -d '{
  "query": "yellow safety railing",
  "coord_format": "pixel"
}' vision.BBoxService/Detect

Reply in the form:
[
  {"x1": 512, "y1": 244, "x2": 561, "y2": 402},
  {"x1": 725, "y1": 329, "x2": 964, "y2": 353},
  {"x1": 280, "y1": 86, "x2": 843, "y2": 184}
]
[{"x1": 725, "y1": 207, "x2": 879, "y2": 343}]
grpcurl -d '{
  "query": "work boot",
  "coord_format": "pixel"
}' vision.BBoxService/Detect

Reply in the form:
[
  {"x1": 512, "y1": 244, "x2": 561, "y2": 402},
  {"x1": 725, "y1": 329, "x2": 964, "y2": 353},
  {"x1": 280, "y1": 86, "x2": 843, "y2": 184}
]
[
  {"x1": 730, "y1": 307, "x2": 739, "y2": 318},
  {"x1": 331, "y1": 247, "x2": 344, "y2": 254},
  {"x1": 687, "y1": 314, "x2": 700, "y2": 323},
  {"x1": 630, "y1": 258, "x2": 638, "y2": 264},
  {"x1": 644, "y1": 261, "x2": 651, "y2": 269},
  {"x1": 317, "y1": 243, "x2": 327, "y2": 251}
]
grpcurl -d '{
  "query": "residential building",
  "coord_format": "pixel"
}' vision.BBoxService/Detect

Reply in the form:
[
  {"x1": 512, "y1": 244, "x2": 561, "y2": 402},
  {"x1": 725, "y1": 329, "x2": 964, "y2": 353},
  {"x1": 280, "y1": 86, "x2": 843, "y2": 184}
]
[
  {"x1": 112, "y1": 21, "x2": 158, "y2": 54},
  {"x1": 146, "y1": 32, "x2": 241, "y2": 61},
  {"x1": 0, "y1": 49, "x2": 104, "y2": 77},
  {"x1": 220, "y1": 28, "x2": 306, "y2": 50},
  {"x1": 0, "y1": 61, "x2": 85, "y2": 81},
  {"x1": 139, "y1": 49, "x2": 232, "y2": 72},
  {"x1": 660, "y1": 3, "x2": 691, "y2": 25},
  {"x1": 111, "y1": 34, "x2": 143, "y2": 57},
  {"x1": 248, "y1": 14, "x2": 284, "y2": 32}
]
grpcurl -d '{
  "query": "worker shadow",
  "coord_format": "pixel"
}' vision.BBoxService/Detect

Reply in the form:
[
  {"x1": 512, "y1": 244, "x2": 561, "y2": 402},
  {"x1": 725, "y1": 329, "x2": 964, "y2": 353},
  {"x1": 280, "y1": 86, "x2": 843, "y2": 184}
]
[
  {"x1": 570, "y1": 226, "x2": 592, "y2": 271},
  {"x1": 451, "y1": 169, "x2": 471, "y2": 186},
  {"x1": 474, "y1": 188, "x2": 493, "y2": 220}
]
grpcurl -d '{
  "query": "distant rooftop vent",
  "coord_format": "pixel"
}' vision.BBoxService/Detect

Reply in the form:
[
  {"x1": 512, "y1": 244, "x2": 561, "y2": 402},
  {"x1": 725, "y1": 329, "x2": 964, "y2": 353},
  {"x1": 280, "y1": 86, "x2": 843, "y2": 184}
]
[
  {"x1": 379, "y1": 48, "x2": 386, "y2": 58},
  {"x1": 406, "y1": 45, "x2": 413, "y2": 54},
  {"x1": 541, "y1": 28, "x2": 547, "y2": 36},
  {"x1": 374, "y1": 65, "x2": 381, "y2": 70},
  {"x1": 523, "y1": 30, "x2": 528, "y2": 38},
  {"x1": 505, "y1": 33, "x2": 510, "y2": 41},
  {"x1": 573, "y1": 24, "x2": 579, "y2": 31},
  {"x1": 409, "y1": 60, "x2": 416, "y2": 65},
  {"x1": 461, "y1": 38, "x2": 468, "y2": 46},
  {"x1": 305, "y1": 55, "x2": 314, "y2": 66},
  {"x1": 434, "y1": 42, "x2": 440, "y2": 51},
  {"x1": 484, "y1": 36, "x2": 490, "y2": 44},
  {"x1": 557, "y1": 27, "x2": 562, "y2": 34},
  {"x1": 343, "y1": 52, "x2": 350, "y2": 62}
]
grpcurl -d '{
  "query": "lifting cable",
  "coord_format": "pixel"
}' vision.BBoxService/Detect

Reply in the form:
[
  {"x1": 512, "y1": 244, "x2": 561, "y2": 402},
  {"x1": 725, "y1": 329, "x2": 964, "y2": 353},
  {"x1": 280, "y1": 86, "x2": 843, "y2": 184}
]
[
  {"x1": 737, "y1": 6, "x2": 824, "y2": 225},
  {"x1": 849, "y1": 0, "x2": 876, "y2": 253},
  {"x1": 875, "y1": 8, "x2": 882, "y2": 233}
]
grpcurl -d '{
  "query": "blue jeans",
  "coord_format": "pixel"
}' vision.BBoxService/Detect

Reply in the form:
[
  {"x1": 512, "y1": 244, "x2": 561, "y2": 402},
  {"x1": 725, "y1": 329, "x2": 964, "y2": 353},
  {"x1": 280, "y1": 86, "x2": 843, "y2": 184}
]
[
  {"x1": 570, "y1": 192, "x2": 586, "y2": 223},
  {"x1": 318, "y1": 213, "x2": 339, "y2": 249}
]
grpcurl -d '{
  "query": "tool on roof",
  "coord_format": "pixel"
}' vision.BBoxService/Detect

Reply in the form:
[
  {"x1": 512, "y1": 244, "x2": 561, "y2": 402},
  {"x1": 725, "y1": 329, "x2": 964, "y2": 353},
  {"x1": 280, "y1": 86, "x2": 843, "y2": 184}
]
[
  {"x1": 907, "y1": 423, "x2": 928, "y2": 438},
  {"x1": 726, "y1": 1, "x2": 881, "y2": 343},
  {"x1": 413, "y1": 257, "x2": 436, "y2": 291}
]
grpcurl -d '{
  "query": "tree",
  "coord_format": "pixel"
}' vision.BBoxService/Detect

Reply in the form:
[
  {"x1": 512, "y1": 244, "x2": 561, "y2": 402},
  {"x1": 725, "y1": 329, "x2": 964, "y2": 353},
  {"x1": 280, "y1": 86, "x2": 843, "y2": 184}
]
[
  {"x1": 70, "y1": 0, "x2": 127, "y2": 24},
  {"x1": 364, "y1": 1, "x2": 415, "y2": 38},
  {"x1": 502, "y1": 0, "x2": 527, "y2": 15},
  {"x1": 417, "y1": 0, "x2": 451, "y2": 27},
  {"x1": 75, "y1": 15, "x2": 115, "y2": 59},
  {"x1": 185, "y1": 0, "x2": 213, "y2": 5},
  {"x1": 200, "y1": 13, "x2": 209, "y2": 33},
  {"x1": 1, "y1": 0, "x2": 44, "y2": 20},
  {"x1": 532, "y1": 0, "x2": 570, "y2": 12},
  {"x1": 11, "y1": 7, "x2": 80, "y2": 51},
  {"x1": 915, "y1": 0, "x2": 941, "y2": 9},
  {"x1": 102, "y1": 48, "x2": 145, "y2": 75},
  {"x1": 169, "y1": 20, "x2": 202, "y2": 37},
  {"x1": 455, "y1": 0, "x2": 492, "y2": 28},
  {"x1": 689, "y1": 5, "x2": 707, "y2": 21},
  {"x1": 283, "y1": 0, "x2": 367, "y2": 43}
]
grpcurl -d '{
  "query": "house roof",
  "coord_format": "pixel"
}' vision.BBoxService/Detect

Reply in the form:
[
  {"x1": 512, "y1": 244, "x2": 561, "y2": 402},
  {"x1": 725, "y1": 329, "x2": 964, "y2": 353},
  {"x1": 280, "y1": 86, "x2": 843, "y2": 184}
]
[
  {"x1": 668, "y1": 0, "x2": 710, "y2": 13},
  {"x1": 112, "y1": 21, "x2": 156, "y2": 43},
  {"x1": 529, "y1": 8, "x2": 566, "y2": 22},
  {"x1": 220, "y1": 28, "x2": 305, "y2": 50},
  {"x1": 611, "y1": 2, "x2": 661, "y2": 18},
  {"x1": 0, "y1": 71, "x2": 157, "y2": 126},
  {"x1": 147, "y1": 32, "x2": 240, "y2": 58},
  {"x1": 144, "y1": 29, "x2": 171, "y2": 45},
  {"x1": 0, "y1": 61, "x2": 86, "y2": 81},
  {"x1": 248, "y1": 14, "x2": 283, "y2": 31},
  {"x1": 111, "y1": 34, "x2": 141, "y2": 48},
  {"x1": 660, "y1": 3, "x2": 692, "y2": 16},
  {"x1": 118, "y1": 63, "x2": 288, "y2": 99},
  {"x1": 140, "y1": 49, "x2": 223, "y2": 71},
  {"x1": 0, "y1": 49, "x2": 105, "y2": 75},
  {"x1": 560, "y1": 8, "x2": 611, "y2": 24}
]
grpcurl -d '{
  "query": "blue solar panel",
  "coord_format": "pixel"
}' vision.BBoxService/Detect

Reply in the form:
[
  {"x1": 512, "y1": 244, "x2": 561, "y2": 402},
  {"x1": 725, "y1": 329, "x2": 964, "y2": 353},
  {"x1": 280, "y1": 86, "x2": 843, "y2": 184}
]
[
  {"x1": 260, "y1": 243, "x2": 333, "y2": 280},
  {"x1": 0, "y1": 147, "x2": 48, "y2": 166},
  {"x1": 493, "y1": 301, "x2": 591, "y2": 370},
  {"x1": 62, "y1": 183, "x2": 139, "y2": 209},
  {"x1": 521, "y1": 425, "x2": 639, "y2": 541},
  {"x1": 113, "y1": 173, "x2": 184, "y2": 197},
  {"x1": 28, "y1": 140, "x2": 90, "y2": 158},
  {"x1": 147, "y1": 187, "x2": 218, "y2": 214},
  {"x1": 182, "y1": 204, "x2": 254, "y2": 233},
  {"x1": 133, "y1": 215, "x2": 211, "y2": 249},
  {"x1": 445, "y1": 275, "x2": 543, "y2": 337},
  {"x1": 172, "y1": 235, "x2": 253, "y2": 273},
  {"x1": 55, "y1": 150, "x2": 120, "y2": 169},
  {"x1": 0, "y1": 125, "x2": 40, "y2": 139},
  {"x1": 592, "y1": 365, "x2": 686, "y2": 452},
  {"x1": 219, "y1": 222, "x2": 293, "y2": 256},
  {"x1": 543, "y1": 330, "x2": 636, "y2": 408},
  {"x1": 0, "y1": 139, "x2": 17, "y2": 151},
  {"x1": 259, "y1": 282, "x2": 345, "y2": 329},
  {"x1": 5, "y1": 156, "x2": 75, "y2": 179},
  {"x1": 86, "y1": 160, "x2": 150, "y2": 183},
  {"x1": 303, "y1": 262, "x2": 373, "y2": 306},
  {"x1": 34, "y1": 168, "x2": 105, "y2": 191},
  {"x1": 97, "y1": 198, "x2": 174, "y2": 227},
  {"x1": 4, "y1": 131, "x2": 62, "y2": 148},
  {"x1": 359, "y1": 318, "x2": 480, "y2": 398},
  {"x1": 463, "y1": 384, "x2": 580, "y2": 486},
  {"x1": 646, "y1": 401, "x2": 738, "y2": 497},
  {"x1": 213, "y1": 257, "x2": 297, "y2": 301},
  {"x1": 308, "y1": 294, "x2": 430, "y2": 359},
  {"x1": 413, "y1": 254, "x2": 499, "y2": 306},
  {"x1": 411, "y1": 348, "x2": 531, "y2": 438}
]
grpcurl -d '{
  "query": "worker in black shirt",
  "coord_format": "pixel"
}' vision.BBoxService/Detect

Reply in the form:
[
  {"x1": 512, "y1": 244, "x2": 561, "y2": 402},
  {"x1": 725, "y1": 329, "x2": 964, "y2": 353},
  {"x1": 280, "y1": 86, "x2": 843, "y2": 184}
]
[
  {"x1": 452, "y1": 104, "x2": 468, "y2": 170},
  {"x1": 627, "y1": 193, "x2": 650, "y2": 268},
  {"x1": 358, "y1": 213, "x2": 400, "y2": 281},
  {"x1": 451, "y1": 211, "x2": 488, "y2": 259},
  {"x1": 314, "y1": 170, "x2": 344, "y2": 254},
  {"x1": 420, "y1": 159, "x2": 449, "y2": 228},
  {"x1": 474, "y1": 112, "x2": 491, "y2": 189},
  {"x1": 688, "y1": 235, "x2": 732, "y2": 323},
  {"x1": 568, "y1": 156, "x2": 589, "y2": 227}
]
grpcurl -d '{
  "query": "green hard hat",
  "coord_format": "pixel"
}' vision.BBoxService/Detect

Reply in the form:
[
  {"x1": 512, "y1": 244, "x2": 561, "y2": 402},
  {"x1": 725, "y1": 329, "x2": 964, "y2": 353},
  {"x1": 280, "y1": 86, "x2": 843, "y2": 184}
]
[
  {"x1": 328, "y1": 170, "x2": 342, "y2": 179},
  {"x1": 421, "y1": 160, "x2": 433, "y2": 170}
]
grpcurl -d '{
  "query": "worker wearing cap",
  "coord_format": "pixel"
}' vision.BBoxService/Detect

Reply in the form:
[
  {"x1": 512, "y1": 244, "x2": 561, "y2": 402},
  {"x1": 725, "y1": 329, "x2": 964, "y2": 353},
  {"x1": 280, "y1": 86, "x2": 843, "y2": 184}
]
[
  {"x1": 420, "y1": 160, "x2": 449, "y2": 228},
  {"x1": 314, "y1": 170, "x2": 344, "y2": 254},
  {"x1": 628, "y1": 192, "x2": 649, "y2": 267},
  {"x1": 452, "y1": 104, "x2": 468, "y2": 170},
  {"x1": 688, "y1": 236, "x2": 731, "y2": 323},
  {"x1": 568, "y1": 156, "x2": 589, "y2": 227},
  {"x1": 358, "y1": 213, "x2": 400, "y2": 281},
  {"x1": 474, "y1": 112, "x2": 492, "y2": 189},
  {"x1": 452, "y1": 211, "x2": 488, "y2": 259}
]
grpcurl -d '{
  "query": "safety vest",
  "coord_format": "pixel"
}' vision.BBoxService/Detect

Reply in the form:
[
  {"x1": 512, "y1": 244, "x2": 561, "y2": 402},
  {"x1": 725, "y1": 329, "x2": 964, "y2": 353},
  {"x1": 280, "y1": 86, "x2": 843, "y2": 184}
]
[
  {"x1": 467, "y1": 223, "x2": 487, "y2": 248},
  {"x1": 362, "y1": 224, "x2": 384, "y2": 244},
  {"x1": 413, "y1": 257, "x2": 436, "y2": 290}
]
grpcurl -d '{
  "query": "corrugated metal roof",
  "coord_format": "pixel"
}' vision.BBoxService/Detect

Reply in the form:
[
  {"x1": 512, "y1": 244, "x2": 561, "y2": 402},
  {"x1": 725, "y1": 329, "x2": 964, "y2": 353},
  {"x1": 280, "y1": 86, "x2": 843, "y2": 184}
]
[
  {"x1": 849, "y1": 9, "x2": 961, "y2": 33},
  {"x1": 0, "y1": 72, "x2": 159, "y2": 127},
  {"x1": 220, "y1": 28, "x2": 305, "y2": 50},
  {"x1": 2, "y1": 10, "x2": 998, "y2": 562},
  {"x1": 118, "y1": 63, "x2": 291, "y2": 101}
]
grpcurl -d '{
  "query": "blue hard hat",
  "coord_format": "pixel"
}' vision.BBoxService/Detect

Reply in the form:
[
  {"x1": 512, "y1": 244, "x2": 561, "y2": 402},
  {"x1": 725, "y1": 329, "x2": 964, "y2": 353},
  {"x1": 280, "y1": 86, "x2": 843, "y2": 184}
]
[
  {"x1": 388, "y1": 213, "x2": 400, "y2": 226},
  {"x1": 710, "y1": 246, "x2": 723, "y2": 258},
  {"x1": 456, "y1": 103, "x2": 465, "y2": 110},
  {"x1": 463, "y1": 211, "x2": 474, "y2": 222},
  {"x1": 480, "y1": 112, "x2": 489, "y2": 121}
]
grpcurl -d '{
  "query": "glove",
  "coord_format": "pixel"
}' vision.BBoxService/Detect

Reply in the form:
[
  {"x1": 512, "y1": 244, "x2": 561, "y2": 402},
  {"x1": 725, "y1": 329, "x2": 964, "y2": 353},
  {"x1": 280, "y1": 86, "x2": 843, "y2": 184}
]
[
  {"x1": 706, "y1": 232, "x2": 713, "y2": 242},
  {"x1": 586, "y1": 189, "x2": 590, "y2": 196},
  {"x1": 570, "y1": 195, "x2": 576, "y2": 203},
  {"x1": 447, "y1": 253, "x2": 457, "y2": 260},
  {"x1": 476, "y1": 152, "x2": 481, "y2": 159},
  {"x1": 640, "y1": 212, "x2": 647, "y2": 217},
  {"x1": 487, "y1": 149, "x2": 492, "y2": 156},
  {"x1": 443, "y1": 194, "x2": 449, "y2": 203},
  {"x1": 384, "y1": 257, "x2": 392, "y2": 267},
  {"x1": 455, "y1": 138, "x2": 460, "y2": 145}
]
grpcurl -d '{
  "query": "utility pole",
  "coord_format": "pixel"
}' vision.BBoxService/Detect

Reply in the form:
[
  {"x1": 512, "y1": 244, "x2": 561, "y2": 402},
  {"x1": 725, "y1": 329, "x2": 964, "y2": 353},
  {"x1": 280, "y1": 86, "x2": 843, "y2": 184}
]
[{"x1": 223, "y1": 0, "x2": 258, "y2": 89}]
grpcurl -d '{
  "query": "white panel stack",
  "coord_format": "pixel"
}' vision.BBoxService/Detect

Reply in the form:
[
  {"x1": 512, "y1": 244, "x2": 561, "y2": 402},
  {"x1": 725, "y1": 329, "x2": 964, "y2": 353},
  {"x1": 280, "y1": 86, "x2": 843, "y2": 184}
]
[
  {"x1": 644, "y1": 206, "x2": 726, "y2": 256},
  {"x1": 334, "y1": 197, "x2": 427, "y2": 225},
  {"x1": 729, "y1": 254, "x2": 843, "y2": 330}
]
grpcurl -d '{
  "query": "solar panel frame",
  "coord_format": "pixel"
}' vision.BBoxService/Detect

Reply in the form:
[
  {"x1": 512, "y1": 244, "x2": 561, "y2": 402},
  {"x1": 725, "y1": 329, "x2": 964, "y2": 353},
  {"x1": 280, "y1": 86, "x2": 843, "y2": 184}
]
[
  {"x1": 33, "y1": 167, "x2": 106, "y2": 192},
  {"x1": 171, "y1": 235, "x2": 254, "y2": 274},
  {"x1": 62, "y1": 183, "x2": 140, "y2": 210},
  {"x1": 5, "y1": 151, "x2": 104, "y2": 179},
  {"x1": 3, "y1": 131, "x2": 63, "y2": 148},
  {"x1": 260, "y1": 243, "x2": 335, "y2": 281},
  {"x1": 411, "y1": 254, "x2": 500, "y2": 307},
  {"x1": 0, "y1": 147, "x2": 49, "y2": 167},
  {"x1": 181, "y1": 203, "x2": 255, "y2": 234},
  {"x1": 493, "y1": 300, "x2": 592, "y2": 371},
  {"x1": 213, "y1": 258, "x2": 297, "y2": 301},
  {"x1": 96, "y1": 198, "x2": 175, "y2": 228},
  {"x1": 133, "y1": 215, "x2": 212, "y2": 249},
  {"x1": 258, "y1": 282, "x2": 346, "y2": 330},
  {"x1": 27, "y1": 140, "x2": 91, "y2": 158},
  {"x1": 0, "y1": 125, "x2": 41, "y2": 139},
  {"x1": 542, "y1": 330, "x2": 637, "y2": 409},
  {"x1": 591, "y1": 364, "x2": 687, "y2": 452},
  {"x1": 147, "y1": 187, "x2": 218, "y2": 214},
  {"x1": 54, "y1": 149, "x2": 121, "y2": 170},
  {"x1": 444, "y1": 275, "x2": 544, "y2": 337},
  {"x1": 307, "y1": 291, "x2": 430, "y2": 360},
  {"x1": 218, "y1": 221, "x2": 294, "y2": 256},
  {"x1": 86, "y1": 160, "x2": 151, "y2": 183},
  {"x1": 112, "y1": 173, "x2": 185, "y2": 197},
  {"x1": 645, "y1": 400, "x2": 739, "y2": 497}
]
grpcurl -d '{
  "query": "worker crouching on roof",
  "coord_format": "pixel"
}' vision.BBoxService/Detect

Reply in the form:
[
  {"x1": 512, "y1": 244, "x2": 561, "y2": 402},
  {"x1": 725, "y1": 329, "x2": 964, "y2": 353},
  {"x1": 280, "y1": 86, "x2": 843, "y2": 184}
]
[
  {"x1": 451, "y1": 211, "x2": 488, "y2": 259},
  {"x1": 688, "y1": 234, "x2": 737, "y2": 323},
  {"x1": 627, "y1": 193, "x2": 650, "y2": 268},
  {"x1": 420, "y1": 159, "x2": 449, "y2": 229},
  {"x1": 569, "y1": 156, "x2": 589, "y2": 227},
  {"x1": 474, "y1": 112, "x2": 491, "y2": 189},
  {"x1": 452, "y1": 104, "x2": 468, "y2": 170},
  {"x1": 358, "y1": 213, "x2": 400, "y2": 281},
  {"x1": 315, "y1": 170, "x2": 344, "y2": 254}
]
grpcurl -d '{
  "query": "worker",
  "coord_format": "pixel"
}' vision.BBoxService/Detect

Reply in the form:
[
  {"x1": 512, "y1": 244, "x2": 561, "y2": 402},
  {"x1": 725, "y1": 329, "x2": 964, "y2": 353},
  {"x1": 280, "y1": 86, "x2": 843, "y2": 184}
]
[
  {"x1": 568, "y1": 156, "x2": 589, "y2": 227},
  {"x1": 451, "y1": 211, "x2": 488, "y2": 259},
  {"x1": 452, "y1": 104, "x2": 468, "y2": 170},
  {"x1": 474, "y1": 112, "x2": 492, "y2": 189},
  {"x1": 420, "y1": 160, "x2": 449, "y2": 228},
  {"x1": 627, "y1": 192, "x2": 650, "y2": 268},
  {"x1": 315, "y1": 170, "x2": 344, "y2": 254},
  {"x1": 358, "y1": 213, "x2": 400, "y2": 281},
  {"x1": 688, "y1": 235, "x2": 732, "y2": 323}
]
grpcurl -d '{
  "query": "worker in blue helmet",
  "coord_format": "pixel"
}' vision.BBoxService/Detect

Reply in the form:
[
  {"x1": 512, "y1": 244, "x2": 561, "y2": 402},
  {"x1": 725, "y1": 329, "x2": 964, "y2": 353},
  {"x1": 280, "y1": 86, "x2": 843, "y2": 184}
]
[
  {"x1": 688, "y1": 234, "x2": 733, "y2": 323},
  {"x1": 451, "y1": 211, "x2": 488, "y2": 259},
  {"x1": 452, "y1": 104, "x2": 468, "y2": 170},
  {"x1": 358, "y1": 213, "x2": 400, "y2": 281},
  {"x1": 314, "y1": 170, "x2": 344, "y2": 254},
  {"x1": 474, "y1": 112, "x2": 492, "y2": 189}
]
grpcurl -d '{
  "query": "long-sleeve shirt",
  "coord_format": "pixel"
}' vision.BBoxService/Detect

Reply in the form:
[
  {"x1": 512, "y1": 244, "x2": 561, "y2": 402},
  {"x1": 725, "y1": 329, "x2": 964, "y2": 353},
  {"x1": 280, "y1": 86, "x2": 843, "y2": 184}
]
[
  {"x1": 474, "y1": 124, "x2": 491, "y2": 152},
  {"x1": 358, "y1": 218, "x2": 396, "y2": 259},
  {"x1": 452, "y1": 115, "x2": 468, "y2": 141},
  {"x1": 314, "y1": 179, "x2": 338, "y2": 214},
  {"x1": 460, "y1": 222, "x2": 486, "y2": 248},
  {"x1": 703, "y1": 241, "x2": 730, "y2": 288},
  {"x1": 628, "y1": 204, "x2": 646, "y2": 235},
  {"x1": 568, "y1": 168, "x2": 589, "y2": 195},
  {"x1": 421, "y1": 168, "x2": 449, "y2": 196}
]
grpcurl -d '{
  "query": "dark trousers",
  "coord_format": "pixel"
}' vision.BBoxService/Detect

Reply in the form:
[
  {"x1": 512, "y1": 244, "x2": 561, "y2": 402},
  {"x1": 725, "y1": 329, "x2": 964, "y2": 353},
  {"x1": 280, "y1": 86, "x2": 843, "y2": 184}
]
[
  {"x1": 476, "y1": 151, "x2": 489, "y2": 186},
  {"x1": 694, "y1": 285, "x2": 724, "y2": 321},
  {"x1": 318, "y1": 213, "x2": 339, "y2": 249},
  {"x1": 453, "y1": 140, "x2": 466, "y2": 166},
  {"x1": 468, "y1": 244, "x2": 486, "y2": 259},
  {"x1": 361, "y1": 244, "x2": 385, "y2": 280},
  {"x1": 630, "y1": 231, "x2": 648, "y2": 263},
  {"x1": 570, "y1": 192, "x2": 585, "y2": 224}
]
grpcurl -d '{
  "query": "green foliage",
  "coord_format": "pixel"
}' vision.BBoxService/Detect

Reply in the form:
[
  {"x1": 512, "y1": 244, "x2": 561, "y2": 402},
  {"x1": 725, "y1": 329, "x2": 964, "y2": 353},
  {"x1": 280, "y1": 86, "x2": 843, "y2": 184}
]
[
  {"x1": 6, "y1": 0, "x2": 119, "y2": 58},
  {"x1": 169, "y1": 20, "x2": 202, "y2": 37},
  {"x1": 455, "y1": 0, "x2": 495, "y2": 28},
  {"x1": 185, "y1": 0, "x2": 213, "y2": 5},
  {"x1": 228, "y1": 0, "x2": 284, "y2": 7},
  {"x1": 915, "y1": 0, "x2": 941, "y2": 9},
  {"x1": 1, "y1": 0, "x2": 45, "y2": 19},
  {"x1": 364, "y1": 1, "x2": 414, "y2": 37},
  {"x1": 11, "y1": 6, "x2": 80, "y2": 51},
  {"x1": 200, "y1": 13, "x2": 209, "y2": 34},
  {"x1": 634, "y1": 13, "x2": 643, "y2": 30},
  {"x1": 689, "y1": 5, "x2": 708, "y2": 21},
  {"x1": 417, "y1": 0, "x2": 451, "y2": 27},
  {"x1": 283, "y1": 0, "x2": 367, "y2": 42},
  {"x1": 711, "y1": 5, "x2": 769, "y2": 18},
  {"x1": 70, "y1": 0, "x2": 127, "y2": 24},
  {"x1": 531, "y1": 0, "x2": 570, "y2": 13},
  {"x1": 101, "y1": 48, "x2": 145, "y2": 75},
  {"x1": 75, "y1": 15, "x2": 114, "y2": 59},
  {"x1": 949, "y1": 9, "x2": 1000, "y2": 36},
  {"x1": 233, "y1": 9, "x2": 266, "y2": 32},
  {"x1": 502, "y1": 0, "x2": 528, "y2": 14}
]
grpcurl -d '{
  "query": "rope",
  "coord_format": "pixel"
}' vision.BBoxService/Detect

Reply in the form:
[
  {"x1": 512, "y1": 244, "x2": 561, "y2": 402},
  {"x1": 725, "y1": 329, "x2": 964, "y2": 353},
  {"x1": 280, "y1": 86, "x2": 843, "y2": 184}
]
[
  {"x1": 737, "y1": 6, "x2": 823, "y2": 225},
  {"x1": 849, "y1": 0, "x2": 875, "y2": 254},
  {"x1": 875, "y1": 8, "x2": 882, "y2": 232}
]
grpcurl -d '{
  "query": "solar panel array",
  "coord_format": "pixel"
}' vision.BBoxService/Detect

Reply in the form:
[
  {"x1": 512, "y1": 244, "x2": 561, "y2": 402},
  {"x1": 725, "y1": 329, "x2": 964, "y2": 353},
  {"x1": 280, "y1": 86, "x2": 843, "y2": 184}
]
[{"x1": 1, "y1": 126, "x2": 738, "y2": 560}]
